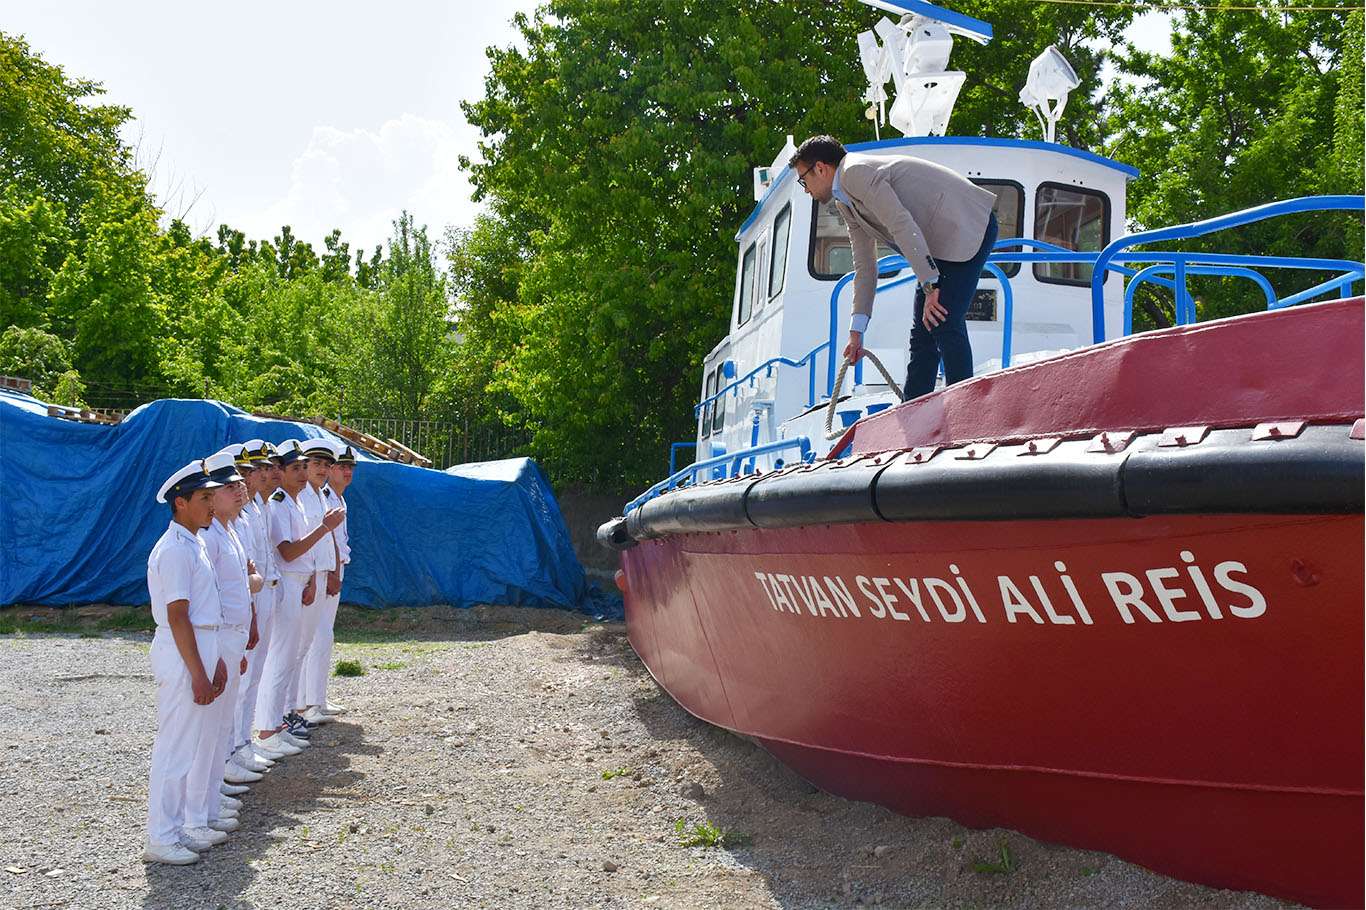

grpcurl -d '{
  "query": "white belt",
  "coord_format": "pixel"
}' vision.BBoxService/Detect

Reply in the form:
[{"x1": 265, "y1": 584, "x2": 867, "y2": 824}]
[
  {"x1": 281, "y1": 570, "x2": 312, "y2": 580},
  {"x1": 191, "y1": 623, "x2": 219, "y2": 631},
  {"x1": 222, "y1": 623, "x2": 249, "y2": 634}
]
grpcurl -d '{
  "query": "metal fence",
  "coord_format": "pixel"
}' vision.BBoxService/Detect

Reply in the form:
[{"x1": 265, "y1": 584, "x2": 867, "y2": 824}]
[{"x1": 342, "y1": 415, "x2": 531, "y2": 470}]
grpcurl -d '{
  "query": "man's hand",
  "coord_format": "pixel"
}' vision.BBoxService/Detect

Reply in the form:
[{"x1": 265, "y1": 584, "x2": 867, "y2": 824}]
[
  {"x1": 302, "y1": 576, "x2": 316, "y2": 606},
  {"x1": 246, "y1": 614, "x2": 259, "y2": 651},
  {"x1": 240, "y1": 656, "x2": 248, "y2": 676},
  {"x1": 843, "y1": 331, "x2": 865, "y2": 364},
  {"x1": 322, "y1": 507, "x2": 346, "y2": 531},
  {"x1": 326, "y1": 570, "x2": 341, "y2": 597},
  {"x1": 248, "y1": 571, "x2": 264, "y2": 595},
  {"x1": 192, "y1": 671, "x2": 216, "y2": 705},
  {"x1": 212, "y1": 658, "x2": 228, "y2": 696},
  {"x1": 922, "y1": 287, "x2": 946, "y2": 329}
]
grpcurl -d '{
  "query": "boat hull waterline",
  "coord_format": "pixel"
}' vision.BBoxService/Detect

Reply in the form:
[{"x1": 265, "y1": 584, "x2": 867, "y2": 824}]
[{"x1": 619, "y1": 513, "x2": 1363, "y2": 907}]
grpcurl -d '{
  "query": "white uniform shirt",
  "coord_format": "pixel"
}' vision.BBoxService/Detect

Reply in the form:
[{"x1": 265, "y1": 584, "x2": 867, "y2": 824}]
[
  {"x1": 147, "y1": 521, "x2": 223, "y2": 628},
  {"x1": 323, "y1": 485, "x2": 350, "y2": 565},
  {"x1": 299, "y1": 483, "x2": 337, "y2": 572},
  {"x1": 202, "y1": 518, "x2": 252, "y2": 628},
  {"x1": 269, "y1": 488, "x2": 315, "y2": 576},
  {"x1": 248, "y1": 494, "x2": 279, "y2": 581}
]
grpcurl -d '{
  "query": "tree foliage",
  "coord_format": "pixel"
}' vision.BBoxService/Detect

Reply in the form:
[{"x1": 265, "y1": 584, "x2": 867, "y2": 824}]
[{"x1": 2, "y1": 7, "x2": 1362, "y2": 489}]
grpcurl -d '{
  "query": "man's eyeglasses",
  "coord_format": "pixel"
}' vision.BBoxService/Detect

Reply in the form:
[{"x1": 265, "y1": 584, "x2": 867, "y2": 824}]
[{"x1": 796, "y1": 164, "x2": 815, "y2": 189}]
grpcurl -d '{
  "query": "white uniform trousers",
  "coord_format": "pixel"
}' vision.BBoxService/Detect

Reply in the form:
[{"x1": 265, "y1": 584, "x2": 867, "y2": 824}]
[
  {"x1": 202, "y1": 627, "x2": 248, "y2": 823},
  {"x1": 303, "y1": 563, "x2": 343, "y2": 708},
  {"x1": 287, "y1": 569, "x2": 330, "y2": 711},
  {"x1": 256, "y1": 572, "x2": 306, "y2": 731},
  {"x1": 236, "y1": 583, "x2": 277, "y2": 748},
  {"x1": 147, "y1": 626, "x2": 221, "y2": 845}
]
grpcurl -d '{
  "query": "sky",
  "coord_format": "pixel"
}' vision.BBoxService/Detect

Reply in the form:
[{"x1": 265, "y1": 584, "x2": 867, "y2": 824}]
[{"x1": 6, "y1": 2, "x2": 1171, "y2": 255}]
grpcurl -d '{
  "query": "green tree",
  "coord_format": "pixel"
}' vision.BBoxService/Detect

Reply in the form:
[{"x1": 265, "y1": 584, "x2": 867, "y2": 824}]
[
  {"x1": 351, "y1": 212, "x2": 453, "y2": 419},
  {"x1": 0, "y1": 325, "x2": 75, "y2": 391},
  {"x1": 1108, "y1": 2, "x2": 1364, "y2": 327}
]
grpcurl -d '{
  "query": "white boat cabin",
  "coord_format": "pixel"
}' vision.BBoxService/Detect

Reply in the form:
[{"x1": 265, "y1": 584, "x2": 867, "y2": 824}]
[{"x1": 692, "y1": 0, "x2": 1136, "y2": 471}]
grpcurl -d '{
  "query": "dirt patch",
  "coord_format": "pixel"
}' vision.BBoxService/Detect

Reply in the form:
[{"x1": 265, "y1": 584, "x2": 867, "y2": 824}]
[{"x1": 0, "y1": 607, "x2": 1299, "y2": 909}]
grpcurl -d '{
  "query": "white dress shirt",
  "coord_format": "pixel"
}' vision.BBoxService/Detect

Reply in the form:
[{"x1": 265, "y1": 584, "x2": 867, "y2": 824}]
[{"x1": 147, "y1": 521, "x2": 223, "y2": 628}]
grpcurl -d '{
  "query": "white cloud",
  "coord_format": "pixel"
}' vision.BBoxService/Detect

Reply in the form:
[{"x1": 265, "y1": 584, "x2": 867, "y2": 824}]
[{"x1": 244, "y1": 114, "x2": 482, "y2": 253}]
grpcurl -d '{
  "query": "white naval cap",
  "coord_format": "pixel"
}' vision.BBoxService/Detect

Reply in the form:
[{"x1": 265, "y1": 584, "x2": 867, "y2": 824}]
[
  {"x1": 204, "y1": 450, "x2": 245, "y2": 485},
  {"x1": 156, "y1": 459, "x2": 223, "y2": 504},
  {"x1": 329, "y1": 439, "x2": 358, "y2": 465},
  {"x1": 301, "y1": 438, "x2": 337, "y2": 461},
  {"x1": 216, "y1": 442, "x2": 254, "y2": 468},
  {"x1": 275, "y1": 439, "x2": 307, "y2": 465}
]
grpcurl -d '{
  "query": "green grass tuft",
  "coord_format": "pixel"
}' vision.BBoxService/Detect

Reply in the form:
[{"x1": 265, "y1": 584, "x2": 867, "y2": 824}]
[
  {"x1": 374, "y1": 660, "x2": 406, "y2": 671},
  {"x1": 972, "y1": 840, "x2": 1016, "y2": 875},
  {"x1": 601, "y1": 767, "x2": 633, "y2": 780},
  {"x1": 334, "y1": 659, "x2": 366, "y2": 677},
  {"x1": 673, "y1": 817, "x2": 746, "y2": 848}
]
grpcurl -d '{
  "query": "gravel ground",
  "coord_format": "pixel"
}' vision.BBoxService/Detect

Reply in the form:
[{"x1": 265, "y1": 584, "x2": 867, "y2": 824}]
[{"x1": 0, "y1": 605, "x2": 1301, "y2": 910}]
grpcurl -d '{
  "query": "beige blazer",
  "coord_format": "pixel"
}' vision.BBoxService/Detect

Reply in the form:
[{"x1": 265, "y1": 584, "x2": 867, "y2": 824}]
[{"x1": 834, "y1": 152, "x2": 997, "y2": 319}]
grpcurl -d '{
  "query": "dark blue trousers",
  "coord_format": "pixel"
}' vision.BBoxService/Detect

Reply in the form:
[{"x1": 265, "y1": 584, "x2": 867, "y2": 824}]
[{"x1": 903, "y1": 212, "x2": 999, "y2": 399}]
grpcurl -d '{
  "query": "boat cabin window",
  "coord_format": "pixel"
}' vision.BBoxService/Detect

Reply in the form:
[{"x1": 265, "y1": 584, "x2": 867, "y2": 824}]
[
  {"x1": 971, "y1": 179, "x2": 1024, "y2": 277},
  {"x1": 768, "y1": 204, "x2": 791, "y2": 299},
  {"x1": 701, "y1": 369, "x2": 716, "y2": 437},
  {"x1": 736, "y1": 242, "x2": 758, "y2": 326},
  {"x1": 808, "y1": 201, "x2": 897, "y2": 280},
  {"x1": 710, "y1": 363, "x2": 726, "y2": 434},
  {"x1": 1034, "y1": 183, "x2": 1110, "y2": 286}
]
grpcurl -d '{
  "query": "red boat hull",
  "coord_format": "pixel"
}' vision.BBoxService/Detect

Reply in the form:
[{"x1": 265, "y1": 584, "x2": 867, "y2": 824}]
[
  {"x1": 610, "y1": 302, "x2": 1365, "y2": 906},
  {"x1": 621, "y1": 513, "x2": 1364, "y2": 907}
]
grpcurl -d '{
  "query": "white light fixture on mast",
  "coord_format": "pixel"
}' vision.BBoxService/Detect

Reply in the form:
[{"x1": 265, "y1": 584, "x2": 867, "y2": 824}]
[
  {"x1": 851, "y1": 1, "x2": 994, "y2": 140},
  {"x1": 1018, "y1": 45, "x2": 1081, "y2": 144}
]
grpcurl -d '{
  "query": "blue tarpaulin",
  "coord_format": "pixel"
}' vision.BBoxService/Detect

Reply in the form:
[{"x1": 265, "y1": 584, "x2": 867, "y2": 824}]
[{"x1": 0, "y1": 392, "x2": 599, "y2": 613}]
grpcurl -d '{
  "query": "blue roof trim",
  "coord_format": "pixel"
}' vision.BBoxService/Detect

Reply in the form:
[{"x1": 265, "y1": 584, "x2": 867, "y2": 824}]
[
  {"x1": 847, "y1": 136, "x2": 1141, "y2": 178},
  {"x1": 735, "y1": 136, "x2": 1138, "y2": 241},
  {"x1": 860, "y1": 0, "x2": 993, "y2": 42},
  {"x1": 735, "y1": 164, "x2": 795, "y2": 240}
]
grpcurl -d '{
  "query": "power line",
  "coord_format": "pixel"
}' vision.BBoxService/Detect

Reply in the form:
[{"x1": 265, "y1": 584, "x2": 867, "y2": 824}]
[{"x1": 1026, "y1": 0, "x2": 1361, "y2": 10}]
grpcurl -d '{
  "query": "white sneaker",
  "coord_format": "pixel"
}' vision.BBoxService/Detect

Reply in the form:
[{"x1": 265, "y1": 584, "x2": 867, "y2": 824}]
[
  {"x1": 223, "y1": 763, "x2": 263, "y2": 784},
  {"x1": 220, "y1": 782, "x2": 250, "y2": 797},
  {"x1": 302, "y1": 706, "x2": 333, "y2": 725},
  {"x1": 322, "y1": 700, "x2": 347, "y2": 716},
  {"x1": 217, "y1": 805, "x2": 239, "y2": 819},
  {"x1": 233, "y1": 748, "x2": 272, "y2": 772},
  {"x1": 143, "y1": 841, "x2": 199, "y2": 864},
  {"x1": 176, "y1": 830, "x2": 213, "y2": 853},
  {"x1": 279, "y1": 730, "x2": 310, "y2": 749},
  {"x1": 220, "y1": 795, "x2": 242, "y2": 811},
  {"x1": 252, "y1": 740, "x2": 287, "y2": 761},
  {"x1": 261, "y1": 733, "x2": 303, "y2": 755},
  {"x1": 182, "y1": 825, "x2": 228, "y2": 847},
  {"x1": 207, "y1": 816, "x2": 240, "y2": 833}
]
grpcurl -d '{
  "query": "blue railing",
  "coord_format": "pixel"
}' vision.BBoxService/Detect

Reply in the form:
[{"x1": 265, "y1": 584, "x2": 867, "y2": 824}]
[
  {"x1": 665, "y1": 196, "x2": 1364, "y2": 512},
  {"x1": 1088, "y1": 194, "x2": 1366, "y2": 341},
  {"x1": 624, "y1": 436, "x2": 813, "y2": 513}
]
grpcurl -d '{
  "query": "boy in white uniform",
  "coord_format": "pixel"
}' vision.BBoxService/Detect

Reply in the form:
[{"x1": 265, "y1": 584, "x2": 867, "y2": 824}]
[
  {"x1": 235, "y1": 441, "x2": 295, "y2": 764},
  {"x1": 199, "y1": 452, "x2": 263, "y2": 836},
  {"x1": 256, "y1": 440, "x2": 344, "y2": 753},
  {"x1": 290, "y1": 439, "x2": 342, "y2": 731},
  {"x1": 303, "y1": 440, "x2": 356, "y2": 722},
  {"x1": 144, "y1": 461, "x2": 227, "y2": 865}
]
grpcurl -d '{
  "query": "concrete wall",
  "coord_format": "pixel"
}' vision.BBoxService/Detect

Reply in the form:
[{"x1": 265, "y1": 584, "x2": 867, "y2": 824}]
[{"x1": 555, "y1": 488, "x2": 631, "y2": 580}]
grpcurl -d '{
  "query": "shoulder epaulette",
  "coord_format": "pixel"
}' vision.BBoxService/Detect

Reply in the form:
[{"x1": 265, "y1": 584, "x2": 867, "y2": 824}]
[
  {"x1": 271, "y1": 490, "x2": 286, "y2": 501},
  {"x1": 323, "y1": 487, "x2": 333, "y2": 499}
]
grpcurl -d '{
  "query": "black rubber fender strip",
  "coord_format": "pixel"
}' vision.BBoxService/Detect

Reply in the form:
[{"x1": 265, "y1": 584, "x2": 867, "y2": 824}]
[
  {"x1": 1122, "y1": 424, "x2": 1365, "y2": 516},
  {"x1": 874, "y1": 437, "x2": 1134, "y2": 522},
  {"x1": 745, "y1": 455, "x2": 893, "y2": 528},
  {"x1": 596, "y1": 517, "x2": 635, "y2": 551},
  {"x1": 600, "y1": 424, "x2": 1364, "y2": 548}
]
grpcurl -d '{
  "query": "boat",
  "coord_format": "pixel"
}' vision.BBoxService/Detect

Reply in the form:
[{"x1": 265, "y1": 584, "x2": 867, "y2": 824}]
[{"x1": 597, "y1": 2, "x2": 1365, "y2": 906}]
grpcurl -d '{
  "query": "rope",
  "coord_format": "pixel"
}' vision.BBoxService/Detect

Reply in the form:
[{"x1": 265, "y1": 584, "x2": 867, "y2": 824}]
[{"x1": 823, "y1": 352, "x2": 905, "y2": 442}]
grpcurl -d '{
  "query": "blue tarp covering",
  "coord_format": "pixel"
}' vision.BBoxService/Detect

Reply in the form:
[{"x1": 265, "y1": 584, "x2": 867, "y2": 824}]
[{"x1": 0, "y1": 392, "x2": 601, "y2": 613}]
